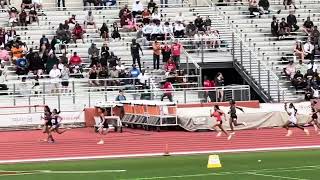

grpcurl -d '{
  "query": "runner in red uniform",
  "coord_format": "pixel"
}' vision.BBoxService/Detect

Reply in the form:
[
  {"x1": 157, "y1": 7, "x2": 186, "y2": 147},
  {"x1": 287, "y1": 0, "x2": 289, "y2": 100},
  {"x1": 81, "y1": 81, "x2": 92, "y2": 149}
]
[{"x1": 211, "y1": 105, "x2": 232, "y2": 140}]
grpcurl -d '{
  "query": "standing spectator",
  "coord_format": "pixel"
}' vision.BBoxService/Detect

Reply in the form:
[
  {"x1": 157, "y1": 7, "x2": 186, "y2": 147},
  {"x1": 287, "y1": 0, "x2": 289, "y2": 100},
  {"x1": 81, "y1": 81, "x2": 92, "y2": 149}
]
[
  {"x1": 214, "y1": 72, "x2": 224, "y2": 102},
  {"x1": 132, "y1": 0, "x2": 144, "y2": 18},
  {"x1": 303, "y1": 17, "x2": 314, "y2": 35},
  {"x1": 84, "y1": 11, "x2": 97, "y2": 29},
  {"x1": 287, "y1": 10, "x2": 299, "y2": 32},
  {"x1": 203, "y1": 76, "x2": 216, "y2": 102},
  {"x1": 115, "y1": 90, "x2": 126, "y2": 101},
  {"x1": 152, "y1": 40, "x2": 161, "y2": 69},
  {"x1": 57, "y1": 0, "x2": 65, "y2": 10},
  {"x1": 61, "y1": 64, "x2": 70, "y2": 94},
  {"x1": 271, "y1": 16, "x2": 279, "y2": 37},
  {"x1": 130, "y1": 38, "x2": 143, "y2": 71},
  {"x1": 161, "y1": 79, "x2": 173, "y2": 102},
  {"x1": 49, "y1": 64, "x2": 61, "y2": 94},
  {"x1": 100, "y1": 23, "x2": 109, "y2": 41},
  {"x1": 72, "y1": 23, "x2": 85, "y2": 44},
  {"x1": 161, "y1": 42, "x2": 171, "y2": 63},
  {"x1": 171, "y1": 40, "x2": 182, "y2": 69}
]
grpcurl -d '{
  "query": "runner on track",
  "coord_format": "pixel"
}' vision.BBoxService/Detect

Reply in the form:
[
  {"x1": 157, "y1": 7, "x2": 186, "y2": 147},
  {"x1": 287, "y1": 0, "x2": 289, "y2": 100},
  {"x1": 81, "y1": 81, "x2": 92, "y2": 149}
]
[
  {"x1": 97, "y1": 108, "x2": 108, "y2": 144},
  {"x1": 283, "y1": 102, "x2": 309, "y2": 136},
  {"x1": 228, "y1": 99, "x2": 246, "y2": 134},
  {"x1": 41, "y1": 105, "x2": 54, "y2": 142},
  {"x1": 309, "y1": 101, "x2": 320, "y2": 134},
  {"x1": 49, "y1": 109, "x2": 68, "y2": 135},
  {"x1": 211, "y1": 105, "x2": 232, "y2": 140}
]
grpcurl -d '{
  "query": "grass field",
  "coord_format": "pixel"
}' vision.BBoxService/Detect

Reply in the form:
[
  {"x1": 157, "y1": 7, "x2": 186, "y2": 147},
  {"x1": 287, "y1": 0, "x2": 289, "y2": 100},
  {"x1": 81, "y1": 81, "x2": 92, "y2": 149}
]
[{"x1": 1, "y1": 149, "x2": 320, "y2": 180}]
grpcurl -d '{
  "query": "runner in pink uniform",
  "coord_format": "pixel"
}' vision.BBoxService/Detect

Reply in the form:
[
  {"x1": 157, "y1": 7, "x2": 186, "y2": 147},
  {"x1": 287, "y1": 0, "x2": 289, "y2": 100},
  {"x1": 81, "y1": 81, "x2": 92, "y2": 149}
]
[{"x1": 211, "y1": 105, "x2": 232, "y2": 140}]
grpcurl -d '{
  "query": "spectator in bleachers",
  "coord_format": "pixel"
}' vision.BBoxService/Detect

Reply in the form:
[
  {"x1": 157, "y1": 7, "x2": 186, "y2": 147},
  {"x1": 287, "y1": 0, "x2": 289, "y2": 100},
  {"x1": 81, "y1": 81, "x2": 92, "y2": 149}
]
[
  {"x1": 40, "y1": 35, "x2": 49, "y2": 49},
  {"x1": 185, "y1": 22, "x2": 197, "y2": 38},
  {"x1": 214, "y1": 72, "x2": 224, "y2": 102},
  {"x1": 142, "y1": 8, "x2": 151, "y2": 25},
  {"x1": 109, "y1": 66, "x2": 119, "y2": 85},
  {"x1": 84, "y1": 11, "x2": 97, "y2": 29},
  {"x1": 248, "y1": 0, "x2": 263, "y2": 16},
  {"x1": 100, "y1": 0, "x2": 116, "y2": 8},
  {"x1": 116, "y1": 60, "x2": 125, "y2": 71},
  {"x1": 293, "y1": 41, "x2": 304, "y2": 61},
  {"x1": 16, "y1": 56, "x2": 28, "y2": 75},
  {"x1": 287, "y1": 10, "x2": 299, "y2": 32},
  {"x1": 283, "y1": 0, "x2": 297, "y2": 10},
  {"x1": 161, "y1": 79, "x2": 173, "y2": 102},
  {"x1": 310, "y1": 26, "x2": 320, "y2": 46},
  {"x1": 62, "y1": 20, "x2": 70, "y2": 31},
  {"x1": 171, "y1": 39, "x2": 182, "y2": 69},
  {"x1": 60, "y1": 64, "x2": 70, "y2": 93},
  {"x1": 115, "y1": 90, "x2": 126, "y2": 101},
  {"x1": 11, "y1": 43, "x2": 23, "y2": 60},
  {"x1": 165, "y1": 58, "x2": 176, "y2": 75},
  {"x1": 28, "y1": 52, "x2": 44, "y2": 76},
  {"x1": 100, "y1": 42, "x2": 110, "y2": 65},
  {"x1": 28, "y1": 8, "x2": 39, "y2": 26},
  {"x1": 303, "y1": 17, "x2": 314, "y2": 35},
  {"x1": 142, "y1": 22, "x2": 153, "y2": 41},
  {"x1": 88, "y1": 65, "x2": 99, "y2": 86},
  {"x1": 57, "y1": 23, "x2": 71, "y2": 43},
  {"x1": 204, "y1": 16, "x2": 211, "y2": 31},
  {"x1": 284, "y1": 60, "x2": 296, "y2": 79},
  {"x1": 21, "y1": 0, "x2": 33, "y2": 10},
  {"x1": 98, "y1": 66, "x2": 108, "y2": 86},
  {"x1": 108, "y1": 51, "x2": 119, "y2": 68},
  {"x1": 57, "y1": 0, "x2": 65, "y2": 10},
  {"x1": 271, "y1": 16, "x2": 279, "y2": 37},
  {"x1": 151, "y1": 8, "x2": 161, "y2": 25},
  {"x1": 161, "y1": 42, "x2": 171, "y2": 63},
  {"x1": 296, "y1": 59, "x2": 308, "y2": 75},
  {"x1": 119, "y1": 4, "x2": 130, "y2": 19},
  {"x1": 174, "y1": 22, "x2": 185, "y2": 38},
  {"x1": 49, "y1": 64, "x2": 61, "y2": 93},
  {"x1": 50, "y1": 36, "x2": 59, "y2": 52},
  {"x1": 68, "y1": 14, "x2": 76, "y2": 25},
  {"x1": 8, "y1": 7, "x2": 18, "y2": 26},
  {"x1": 0, "y1": 28, "x2": 5, "y2": 47},
  {"x1": 163, "y1": 22, "x2": 173, "y2": 39},
  {"x1": 307, "y1": 60, "x2": 317, "y2": 72},
  {"x1": 130, "y1": 64, "x2": 140, "y2": 78},
  {"x1": 88, "y1": 43, "x2": 100, "y2": 67},
  {"x1": 123, "y1": 16, "x2": 137, "y2": 32},
  {"x1": 138, "y1": 69, "x2": 148, "y2": 85},
  {"x1": 33, "y1": 0, "x2": 42, "y2": 10},
  {"x1": 130, "y1": 38, "x2": 143, "y2": 71},
  {"x1": 69, "y1": 52, "x2": 82, "y2": 66},
  {"x1": 132, "y1": 0, "x2": 144, "y2": 18},
  {"x1": 120, "y1": 10, "x2": 131, "y2": 27},
  {"x1": 147, "y1": 0, "x2": 157, "y2": 13},
  {"x1": 72, "y1": 23, "x2": 85, "y2": 44},
  {"x1": 0, "y1": 46, "x2": 10, "y2": 66},
  {"x1": 304, "y1": 38, "x2": 315, "y2": 60},
  {"x1": 279, "y1": 17, "x2": 290, "y2": 39},
  {"x1": 46, "y1": 53, "x2": 59, "y2": 73},
  {"x1": 19, "y1": 10, "x2": 27, "y2": 28},
  {"x1": 194, "y1": 15, "x2": 204, "y2": 32},
  {"x1": 151, "y1": 23, "x2": 164, "y2": 40},
  {"x1": 292, "y1": 70, "x2": 305, "y2": 90},
  {"x1": 100, "y1": 23, "x2": 109, "y2": 41},
  {"x1": 136, "y1": 25, "x2": 147, "y2": 46},
  {"x1": 111, "y1": 22, "x2": 121, "y2": 41},
  {"x1": 152, "y1": 40, "x2": 161, "y2": 69}
]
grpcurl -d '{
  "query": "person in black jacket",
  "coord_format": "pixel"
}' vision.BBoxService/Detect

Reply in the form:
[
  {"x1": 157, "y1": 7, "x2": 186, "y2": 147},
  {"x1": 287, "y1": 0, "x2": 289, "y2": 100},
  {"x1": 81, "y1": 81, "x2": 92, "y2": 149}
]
[
  {"x1": 287, "y1": 10, "x2": 299, "y2": 32},
  {"x1": 130, "y1": 38, "x2": 143, "y2": 71},
  {"x1": 271, "y1": 16, "x2": 279, "y2": 37}
]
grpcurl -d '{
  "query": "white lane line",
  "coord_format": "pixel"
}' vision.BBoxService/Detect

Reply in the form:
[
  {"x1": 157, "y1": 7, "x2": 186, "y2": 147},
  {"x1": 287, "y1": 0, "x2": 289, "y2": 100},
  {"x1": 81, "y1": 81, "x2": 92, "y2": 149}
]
[
  {"x1": 246, "y1": 172, "x2": 309, "y2": 180},
  {"x1": 1, "y1": 145, "x2": 320, "y2": 164}
]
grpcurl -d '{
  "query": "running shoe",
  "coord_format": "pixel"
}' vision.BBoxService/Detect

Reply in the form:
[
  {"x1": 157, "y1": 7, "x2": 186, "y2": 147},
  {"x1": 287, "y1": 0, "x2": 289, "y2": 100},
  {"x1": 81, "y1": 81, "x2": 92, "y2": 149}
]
[
  {"x1": 304, "y1": 129, "x2": 310, "y2": 136},
  {"x1": 216, "y1": 132, "x2": 222, "y2": 137},
  {"x1": 97, "y1": 140, "x2": 104, "y2": 144},
  {"x1": 227, "y1": 134, "x2": 232, "y2": 140}
]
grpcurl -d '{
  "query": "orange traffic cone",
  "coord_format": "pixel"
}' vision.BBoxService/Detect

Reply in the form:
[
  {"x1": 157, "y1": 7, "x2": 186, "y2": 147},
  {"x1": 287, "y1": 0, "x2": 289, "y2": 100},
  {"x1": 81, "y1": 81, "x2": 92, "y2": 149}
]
[{"x1": 163, "y1": 144, "x2": 170, "y2": 156}]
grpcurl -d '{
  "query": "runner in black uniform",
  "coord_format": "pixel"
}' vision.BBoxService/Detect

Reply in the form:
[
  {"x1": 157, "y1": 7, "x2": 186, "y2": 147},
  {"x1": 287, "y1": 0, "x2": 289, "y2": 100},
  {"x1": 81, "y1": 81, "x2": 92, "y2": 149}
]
[
  {"x1": 97, "y1": 108, "x2": 108, "y2": 144},
  {"x1": 309, "y1": 101, "x2": 320, "y2": 134},
  {"x1": 50, "y1": 109, "x2": 68, "y2": 135},
  {"x1": 41, "y1": 106, "x2": 54, "y2": 142},
  {"x1": 228, "y1": 99, "x2": 246, "y2": 134}
]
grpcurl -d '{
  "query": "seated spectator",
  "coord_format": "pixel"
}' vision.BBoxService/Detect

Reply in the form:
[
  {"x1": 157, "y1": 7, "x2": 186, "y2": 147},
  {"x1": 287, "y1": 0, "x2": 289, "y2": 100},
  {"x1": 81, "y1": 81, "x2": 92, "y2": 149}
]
[
  {"x1": 293, "y1": 41, "x2": 304, "y2": 61},
  {"x1": 132, "y1": 0, "x2": 144, "y2": 18},
  {"x1": 28, "y1": 8, "x2": 39, "y2": 25},
  {"x1": 296, "y1": 59, "x2": 308, "y2": 75},
  {"x1": 279, "y1": 17, "x2": 290, "y2": 39},
  {"x1": 68, "y1": 14, "x2": 76, "y2": 25},
  {"x1": 130, "y1": 64, "x2": 140, "y2": 78},
  {"x1": 62, "y1": 20, "x2": 70, "y2": 30},
  {"x1": 142, "y1": 22, "x2": 153, "y2": 41},
  {"x1": 46, "y1": 53, "x2": 59, "y2": 73},
  {"x1": 120, "y1": 10, "x2": 131, "y2": 27},
  {"x1": 161, "y1": 42, "x2": 171, "y2": 63},
  {"x1": 138, "y1": 69, "x2": 149, "y2": 85},
  {"x1": 204, "y1": 16, "x2": 211, "y2": 31},
  {"x1": 304, "y1": 38, "x2": 315, "y2": 60},
  {"x1": 165, "y1": 58, "x2": 176, "y2": 75},
  {"x1": 28, "y1": 52, "x2": 44, "y2": 76},
  {"x1": 108, "y1": 52, "x2": 119, "y2": 68},
  {"x1": 151, "y1": 8, "x2": 161, "y2": 25},
  {"x1": 88, "y1": 65, "x2": 99, "y2": 86},
  {"x1": 248, "y1": 0, "x2": 263, "y2": 16},
  {"x1": 8, "y1": 7, "x2": 18, "y2": 26},
  {"x1": 185, "y1": 22, "x2": 197, "y2": 38},
  {"x1": 98, "y1": 66, "x2": 108, "y2": 86},
  {"x1": 84, "y1": 11, "x2": 97, "y2": 29},
  {"x1": 0, "y1": 46, "x2": 10, "y2": 66},
  {"x1": 307, "y1": 60, "x2": 317, "y2": 72},
  {"x1": 88, "y1": 43, "x2": 100, "y2": 67},
  {"x1": 303, "y1": 17, "x2": 314, "y2": 35},
  {"x1": 21, "y1": 0, "x2": 33, "y2": 10},
  {"x1": 310, "y1": 26, "x2": 320, "y2": 46},
  {"x1": 33, "y1": 0, "x2": 42, "y2": 10},
  {"x1": 123, "y1": 16, "x2": 137, "y2": 32},
  {"x1": 194, "y1": 15, "x2": 204, "y2": 31},
  {"x1": 271, "y1": 16, "x2": 279, "y2": 37},
  {"x1": 163, "y1": 22, "x2": 173, "y2": 39},
  {"x1": 136, "y1": 25, "x2": 148, "y2": 46},
  {"x1": 16, "y1": 56, "x2": 28, "y2": 75},
  {"x1": 56, "y1": 23, "x2": 71, "y2": 43},
  {"x1": 284, "y1": 60, "x2": 296, "y2": 79},
  {"x1": 174, "y1": 22, "x2": 185, "y2": 38},
  {"x1": 119, "y1": 4, "x2": 130, "y2": 19},
  {"x1": 151, "y1": 23, "x2": 164, "y2": 40},
  {"x1": 287, "y1": 10, "x2": 299, "y2": 32},
  {"x1": 72, "y1": 23, "x2": 85, "y2": 44},
  {"x1": 292, "y1": 70, "x2": 305, "y2": 90},
  {"x1": 258, "y1": 0, "x2": 270, "y2": 13},
  {"x1": 283, "y1": 0, "x2": 296, "y2": 10},
  {"x1": 100, "y1": 42, "x2": 110, "y2": 62},
  {"x1": 111, "y1": 22, "x2": 121, "y2": 40},
  {"x1": 11, "y1": 43, "x2": 23, "y2": 60},
  {"x1": 69, "y1": 52, "x2": 82, "y2": 66},
  {"x1": 0, "y1": 28, "x2": 5, "y2": 47},
  {"x1": 147, "y1": 0, "x2": 157, "y2": 13},
  {"x1": 39, "y1": 34, "x2": 49, "y2": 49},
  {"x1": 142, "y1": 8, "x2": 151, "y2": 25},
  {"x1": 19, "y1": 10, "x2": 28, "y2": 28},
  {"x1": 108, "y1": 66, "x2": 120, "y2": 85},
  {"x1": 100, "y1": 23, "x2": 109, "y2": 41}
]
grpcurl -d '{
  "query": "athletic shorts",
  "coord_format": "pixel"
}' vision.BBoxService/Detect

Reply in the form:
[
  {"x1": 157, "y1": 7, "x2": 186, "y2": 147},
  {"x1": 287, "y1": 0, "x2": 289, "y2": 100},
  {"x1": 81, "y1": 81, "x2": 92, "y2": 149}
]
[
  {"x1": 289, "y1": 117, "x2": 297, "y2": 124},
  {"x1": 230, "y1": 114, "x2": 237, "y2": 119},
  {"x1": 312, "y1": 113, "x2": 318, "y2": 119}
]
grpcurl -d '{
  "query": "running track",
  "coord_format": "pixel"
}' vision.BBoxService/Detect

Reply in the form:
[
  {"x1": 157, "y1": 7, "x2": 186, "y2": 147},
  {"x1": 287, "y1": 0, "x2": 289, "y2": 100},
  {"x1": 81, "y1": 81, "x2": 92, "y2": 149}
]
[{"x1": 0, "y1": 127, "x2": 320, "y2": 163}]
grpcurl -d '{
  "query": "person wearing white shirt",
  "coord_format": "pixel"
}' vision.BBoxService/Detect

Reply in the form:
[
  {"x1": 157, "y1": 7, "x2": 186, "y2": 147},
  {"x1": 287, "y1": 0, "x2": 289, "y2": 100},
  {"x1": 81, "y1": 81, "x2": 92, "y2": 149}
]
[
  {"x1": 138, "y1": 69, "x2": 149, "y2": 85},
  {"x1": 174, "y1": 22, "x2": 185, "y2": 38},
  {"x1": 132, "y1": 0, "x2": 144, "y2": 18},
  {"x1": 163, "y1": 22, "x2": 173, "y2": 34},
  {"x1": 303, "y1": 39, "x2": 315, "y2": 59},
  {"x1": 142, "y1": 23, "x2": 154, "y2": 40},
  {"x1": 308, "y1": 60, "x2": 317, "y2": 72},
  {"x1": 116, "y1": 61, "x2": 126, "y2": 71},
  {"x1": 84, "y1": 11, "x2": 96, "y2": 29},
  {"x1": 49, "y1": 64, "x2": 61, "y2": 93},
  {"x1": 151, "y1": 9, "x2": 161, "y2": 24},
  {"x1": 151, "y1": 24, "x2": 164, "y2": 40}
]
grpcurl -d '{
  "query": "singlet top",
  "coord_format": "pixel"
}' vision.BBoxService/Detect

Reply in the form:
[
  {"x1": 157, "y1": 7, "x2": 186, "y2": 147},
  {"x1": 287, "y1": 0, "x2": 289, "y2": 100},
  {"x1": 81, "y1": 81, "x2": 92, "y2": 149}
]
[
  {"x1": 212, "y1": 111, "x2": 223, "y2": 121},
  {"x1": 51, "y1": 114, "x2": 59, "y2": 125},
  {"x1": 288, "y1": 107, "x2": 296, "y2": 118},
  {"x1": 44, "y1": 112, "x2": 52, "y2": 126},
  {"x1": 230, "y1": 106, "x2": 237, "y2": 115},
  {"x1": 89, "y1": 70, "x2": 97, "y2": 79}
]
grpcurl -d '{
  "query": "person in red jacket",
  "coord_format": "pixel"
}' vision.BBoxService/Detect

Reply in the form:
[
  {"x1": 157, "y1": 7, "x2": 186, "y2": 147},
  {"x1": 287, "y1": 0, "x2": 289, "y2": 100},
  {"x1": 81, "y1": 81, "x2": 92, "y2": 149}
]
[
  {"x1": 69, "y1": 52, "x2": 82, "y2": 66},
  {"x1": 161, "y1": 79, "x2": 173, "y2": 102},
  {"x1": 203, "y1": 76, "x2": 216, "y2": 102},
  {"x1": 171, "y1": 39, "x2": 182, "y2": 69},
  {"x1": 164, "y1": 58, "x2": 176, "y2": 75},
  {"x1": 72, "y1": 23, "x2": 85, "y2": 44}
]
